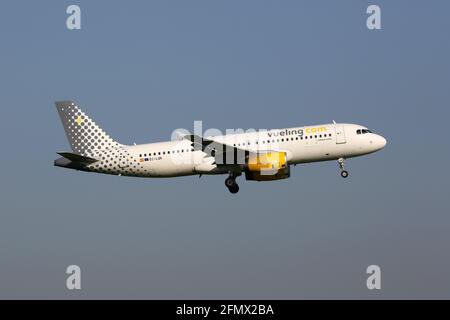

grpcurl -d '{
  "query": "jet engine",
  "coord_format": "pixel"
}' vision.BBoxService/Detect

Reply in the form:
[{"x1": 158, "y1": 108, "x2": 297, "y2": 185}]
[{"x1": 245, "y1": 152, "x2": 290, "y2": 181}]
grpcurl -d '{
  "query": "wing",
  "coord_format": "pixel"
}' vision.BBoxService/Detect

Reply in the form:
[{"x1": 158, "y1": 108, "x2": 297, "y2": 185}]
[{"x1": 184, "y1": 134, "x2": 252, "y2": 166}]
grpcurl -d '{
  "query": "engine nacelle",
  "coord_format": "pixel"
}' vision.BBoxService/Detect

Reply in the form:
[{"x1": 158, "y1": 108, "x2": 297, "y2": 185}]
[{"x1": 245, "y1": 152, "x2": 290, "y2": 181}]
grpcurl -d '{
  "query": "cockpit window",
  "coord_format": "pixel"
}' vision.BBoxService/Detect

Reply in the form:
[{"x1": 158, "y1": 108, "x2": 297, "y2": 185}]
[{"x1": 357, "y1": 129, "x2": 373, "y2": 135}]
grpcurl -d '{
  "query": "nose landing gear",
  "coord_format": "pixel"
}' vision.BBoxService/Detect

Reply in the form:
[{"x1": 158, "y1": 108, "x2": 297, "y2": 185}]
[
  {"x1": 338, "y1": 157, "x2": 349, "y2": 178},
  {"x1": 225, "y1": 174, "x2": 240, "y2": 194}
]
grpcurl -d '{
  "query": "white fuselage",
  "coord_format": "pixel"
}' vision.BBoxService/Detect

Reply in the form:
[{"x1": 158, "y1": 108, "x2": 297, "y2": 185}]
[{"x1": 121, "y1": 123, "x2": 386, "y2": 178}]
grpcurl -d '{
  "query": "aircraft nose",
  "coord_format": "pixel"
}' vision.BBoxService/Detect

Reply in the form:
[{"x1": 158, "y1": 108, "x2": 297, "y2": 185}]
[{"x1": 378, "y1": 135, "x2": 387, "y2": 149}]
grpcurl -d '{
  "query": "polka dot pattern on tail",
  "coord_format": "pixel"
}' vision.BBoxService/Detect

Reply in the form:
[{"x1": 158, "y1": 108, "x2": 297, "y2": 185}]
[
  {"x1": 55, "y1": 101, "x2": 147, "y2": 177},
  {"x1": 55, "y1": 101, "x2": 121, "y2": 157}
]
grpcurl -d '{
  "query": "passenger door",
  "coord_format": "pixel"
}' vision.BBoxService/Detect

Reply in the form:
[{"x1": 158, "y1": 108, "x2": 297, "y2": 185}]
[{"x1": 334, "y1": 125, "x2": 347, "y2": 144}]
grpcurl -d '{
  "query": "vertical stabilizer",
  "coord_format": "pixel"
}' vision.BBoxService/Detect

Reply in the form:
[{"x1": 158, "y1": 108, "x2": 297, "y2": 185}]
[{"x1": 55, "y1": 101, "x2": 122, "y2": 157}]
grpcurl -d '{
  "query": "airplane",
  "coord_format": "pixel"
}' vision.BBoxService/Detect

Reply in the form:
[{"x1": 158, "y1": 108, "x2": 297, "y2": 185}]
[{"x1": 54, "y1": 101, "x2": 387, "y2": 193}]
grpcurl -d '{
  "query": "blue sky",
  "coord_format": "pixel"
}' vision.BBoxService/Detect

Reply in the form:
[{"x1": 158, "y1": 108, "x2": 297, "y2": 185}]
[{"x1": 0, "y1": 0, "x2": 449, "y2": 298}]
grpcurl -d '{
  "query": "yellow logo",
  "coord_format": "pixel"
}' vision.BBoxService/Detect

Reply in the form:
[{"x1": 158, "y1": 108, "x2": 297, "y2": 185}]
[
  {"x1": 305, "y1": 126, "x2": 326, "y2": 134},
  {"x1": 75, "y1": 116, "x2": 83, "y2": 125}
]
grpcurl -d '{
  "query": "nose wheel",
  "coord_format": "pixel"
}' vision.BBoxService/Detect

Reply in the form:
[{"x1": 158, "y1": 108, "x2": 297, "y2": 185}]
[
  {"x1": 225, "y1": 175, "x2": 240, "y2": 194},
  {"x1": 338, "y1": 158, "x2": 349, "y2": 178}
]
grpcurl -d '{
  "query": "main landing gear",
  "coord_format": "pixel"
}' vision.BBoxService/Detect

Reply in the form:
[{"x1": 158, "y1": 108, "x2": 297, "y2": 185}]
[
  {"x1": 225, "y1": 173, "x2": 240, "y2": 194},
  {"x1": 338, "y1": 157, "x2": 349, "y2": 178}
]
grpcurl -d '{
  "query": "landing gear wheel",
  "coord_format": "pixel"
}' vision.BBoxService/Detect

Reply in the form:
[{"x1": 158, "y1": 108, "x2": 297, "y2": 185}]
[
  {"x1": 341, "y1": 170, "x2": 349, "y2": 178},
  {"x1": 225, "y1": 177, "x2": 236, "y2": 188},
  {"x1": 228, "y1": 184, "x2": 239, "y2": 194},
  {"x1": 225, "y1": 174, "x2": 239, "y2": 193},
  {"x1": 337, "y1": 158, "x2": 349, "y2": 178}
]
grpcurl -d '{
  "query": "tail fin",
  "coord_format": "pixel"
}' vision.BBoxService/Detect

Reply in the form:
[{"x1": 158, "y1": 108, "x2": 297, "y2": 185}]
[{"x1": 55, "y1": 101, "x2": 122, "y2": 157}]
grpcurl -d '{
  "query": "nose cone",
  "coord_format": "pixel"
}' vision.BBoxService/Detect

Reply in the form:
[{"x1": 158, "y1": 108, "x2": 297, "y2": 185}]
[{"x1": 377, "y1": 135, "x2": 387, "y2": 150}]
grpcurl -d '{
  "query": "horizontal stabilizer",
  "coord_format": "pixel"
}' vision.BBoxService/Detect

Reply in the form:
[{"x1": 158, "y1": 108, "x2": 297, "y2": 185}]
[{"x1": 57, "y1": 152, "x2": 99, "y2": 164}]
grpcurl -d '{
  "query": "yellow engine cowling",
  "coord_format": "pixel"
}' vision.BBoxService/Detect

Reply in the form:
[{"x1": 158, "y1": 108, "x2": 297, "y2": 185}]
[{"x1": 245, "y1": 152, "x2": 290, "y2": 181}]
